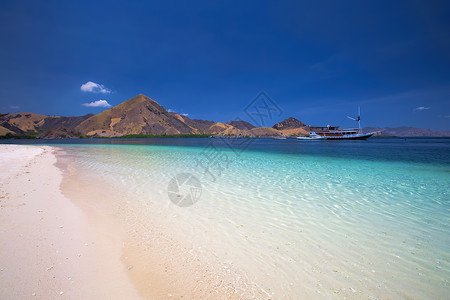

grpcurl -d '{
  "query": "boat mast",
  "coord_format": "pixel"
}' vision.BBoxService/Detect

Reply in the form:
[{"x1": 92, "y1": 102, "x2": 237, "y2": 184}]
[
  {"x1": 358, "y1": 106, "x2": 361, "y2": 134},
  {"x1": 347, "y1": 106, "x2": 362, "y2": 134}
]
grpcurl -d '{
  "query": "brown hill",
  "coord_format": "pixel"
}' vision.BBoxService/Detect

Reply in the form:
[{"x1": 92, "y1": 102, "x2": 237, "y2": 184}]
[
  {"x1": 225, "y1": 120, "x2": 256, "y2": 130},
  {"x1": 40, "y1": 114, "x2": 94, "y2": 131},
  {"x1": 170, "y1": 113, "x2": 215, "y2": 133},
  {"x1": 0, "y1": 112, "x2": 48, "y2": 134},
  {"x1": 0, "y1": 112, "x2": 92, "y2": 135},
  {"x1": 247, "y1": 127, "x2": 280, "y2": 137},
  {"x1": 279, "y1": 127, "x2": 310, "y2": 137},
  {"x1": 272, "y1": 117, "x2": 305, "y2": 130},
  {"x1": 37, "y1": 127, "x2": 80, "y2": 139},
  {"x1": 203, "y1": 122, "x2": 240, "y2": 135},
  {"x1": 76, "y1": 94, "x2": 194, "y2": 136},
  {"x1": 0, "y1": 125, "x2": 14, "y2": 135}
]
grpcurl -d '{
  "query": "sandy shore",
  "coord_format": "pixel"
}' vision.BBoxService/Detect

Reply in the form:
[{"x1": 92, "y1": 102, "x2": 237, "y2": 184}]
[
  {"x1": 0, "y1": 145, "x2": 140, "y2": 299},
  {"x1": 0, "y1": 144, "x2": 270, "y2": 299}
]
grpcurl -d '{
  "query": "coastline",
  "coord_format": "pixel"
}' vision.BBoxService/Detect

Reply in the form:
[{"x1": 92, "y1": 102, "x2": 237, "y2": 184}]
[
  {"x1": 0, "y1": 145, "x2": 140, "y2": 299},
  {"x1": 0, "y1": 144, "x2": 267, "y2": 299}
]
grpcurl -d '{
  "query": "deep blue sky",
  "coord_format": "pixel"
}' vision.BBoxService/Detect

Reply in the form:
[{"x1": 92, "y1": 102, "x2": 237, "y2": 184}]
[{"x1": 1, "y1": 0, "x2": 449, "y2": 129}]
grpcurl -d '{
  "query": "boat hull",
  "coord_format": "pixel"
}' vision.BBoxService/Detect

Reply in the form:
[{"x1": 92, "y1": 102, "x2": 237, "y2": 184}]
[
  {"x1": 320, "y1": 132, "x2": 376, "y2": 140},
  {"x1": 297, "y1": 137, "x2": 328, "y2": 140}
]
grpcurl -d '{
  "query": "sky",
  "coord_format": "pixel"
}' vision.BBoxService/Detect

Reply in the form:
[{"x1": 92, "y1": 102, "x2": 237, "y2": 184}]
[{"x1": 0, "y1": 0, "x2": 449, "y2": 130}]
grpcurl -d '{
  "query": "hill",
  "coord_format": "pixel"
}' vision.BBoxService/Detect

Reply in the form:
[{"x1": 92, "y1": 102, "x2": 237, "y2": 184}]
[
  {"x1": 0, "y1": 112, "x2": 93, "y2": 136},
  {"x1": 0, "y1": 125, "x2": 14, "y2": 135},
  {"x1": 75, "y1": 94, "x2": 194, "y2": 137},
  {"x1": 40, "y1": 114, "x2": 94, "y2": 131},
  {"x1": 170, "y1": 113, "x2": 215, "y2": 133},
  {"x1": 226, "y1": 120, "x2": 256, "y2": 130},
  {"x1": 273, "y1": 117, "x2": 305, "y2": 130},
  {"x1": 271, "y1": 117, "x2": 309, "y2": 136}
]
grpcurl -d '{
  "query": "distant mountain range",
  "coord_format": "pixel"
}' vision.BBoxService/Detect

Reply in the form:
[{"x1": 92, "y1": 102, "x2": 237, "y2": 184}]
[
  {"x1": 1, "y1": 94, "x2": 449, "y2": 138},
  {"x1": 365, "y1": 127, "x2": 450, "y2": 137}
]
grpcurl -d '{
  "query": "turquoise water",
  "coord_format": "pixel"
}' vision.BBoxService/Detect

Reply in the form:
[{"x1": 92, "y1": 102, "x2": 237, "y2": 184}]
[{"x1": 6, "y1": 138, "x2": 449, "y2": 298}]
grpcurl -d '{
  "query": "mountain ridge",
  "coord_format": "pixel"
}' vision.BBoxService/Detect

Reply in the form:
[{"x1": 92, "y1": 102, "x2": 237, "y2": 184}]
[
  {"x1": 364, "y1": 126, "x2": 450, "y2": 137},
  {"x1": 1, "y1": 94, "x2": 449, "y2": 138}
]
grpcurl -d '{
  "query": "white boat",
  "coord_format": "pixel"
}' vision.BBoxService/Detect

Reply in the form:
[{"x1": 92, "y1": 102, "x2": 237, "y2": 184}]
[
  {"x1": 273, "y1": 136, "x2": 287, "y2": 140},
  {"x1": 309, "y1": 126, "x2": 377, "y2": 140},
  {"x1": 302, "y1": 107, "x2": 378, "y2": 140},
  {"x1": 297, "y1": 132, "x2": 328, "y2": 140}
]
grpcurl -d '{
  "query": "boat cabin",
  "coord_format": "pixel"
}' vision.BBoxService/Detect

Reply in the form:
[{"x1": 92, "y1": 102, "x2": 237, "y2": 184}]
[{"x1": 310, "y1": 125, "x2": 360, "y2": 137}]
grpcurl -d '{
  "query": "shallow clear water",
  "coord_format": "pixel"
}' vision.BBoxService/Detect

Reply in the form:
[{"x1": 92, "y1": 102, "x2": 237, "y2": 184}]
[{"x1": 5, "y1": 138, "x2": 449, "y2": 298}]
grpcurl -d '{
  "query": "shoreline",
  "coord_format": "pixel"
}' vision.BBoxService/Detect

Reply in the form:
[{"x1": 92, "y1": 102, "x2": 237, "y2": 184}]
[
  {"x1": 0, "y1": 144, "x2": 267, "y2": 299},
  {"x1": 0, "y1": 145, "x2": 140, "y2": 299}
]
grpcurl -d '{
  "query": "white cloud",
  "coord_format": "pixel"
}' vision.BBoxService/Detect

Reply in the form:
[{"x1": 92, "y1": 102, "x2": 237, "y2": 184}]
[
  {"x1": 166, "y1": 108, "x2": 188, "y2": 116},
  {"x1": 8, "y1": 105, "x2": 20, "y2": 110},
  {"x1": 415, "y1": 106, "x2": 430, "y2": 111},
  {"x1": 80, "y1": 81, "x2": 111, "y2": 94},
  {"x1": 82, "y1": 100, "x2": 112, "y2": 108}
]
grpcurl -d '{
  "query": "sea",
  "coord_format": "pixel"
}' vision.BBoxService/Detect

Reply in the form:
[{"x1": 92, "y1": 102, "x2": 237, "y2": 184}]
[{"x1": 3, "y1": 137, "x2": 449, "y2": 299}]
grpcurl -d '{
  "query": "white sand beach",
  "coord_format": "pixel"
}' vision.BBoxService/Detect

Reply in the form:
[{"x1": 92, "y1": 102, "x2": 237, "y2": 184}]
[
  {"x1": 0, "y1": 145, "x2": 140, "y2": 299},
  {"x1": 0, "y1": 144, "x2": 255, "y2": 299}
]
